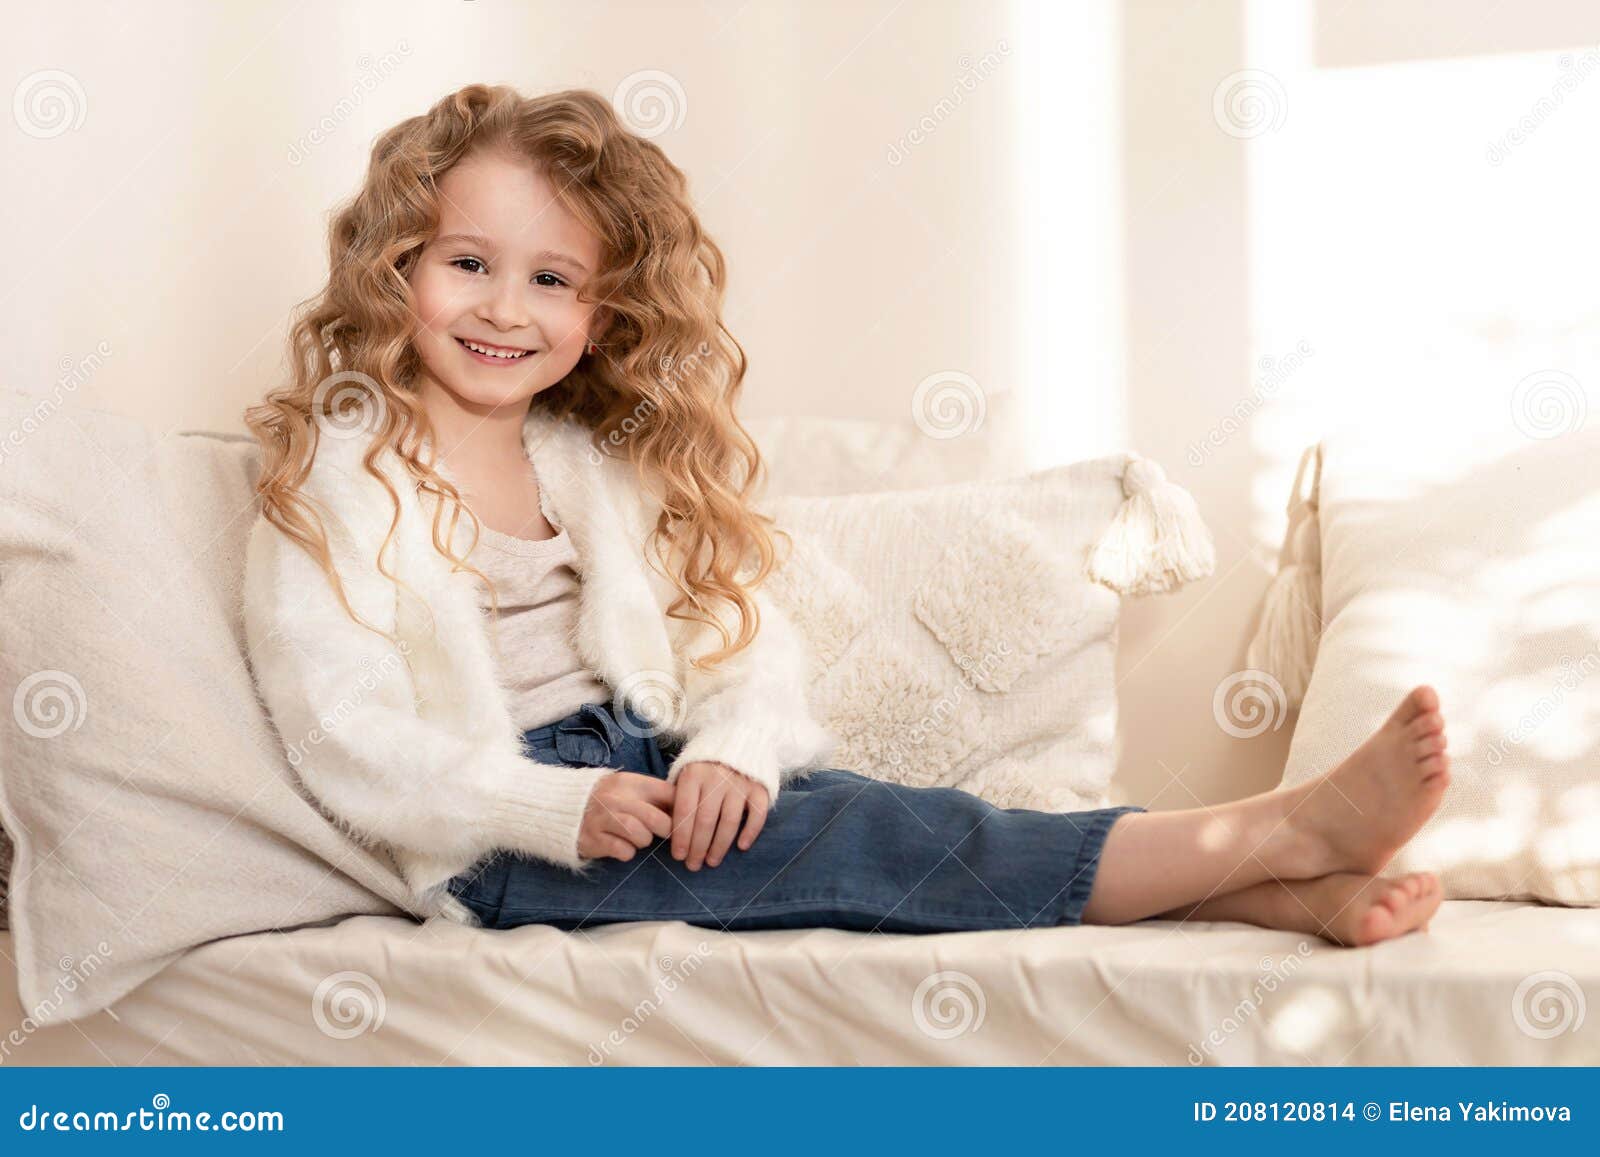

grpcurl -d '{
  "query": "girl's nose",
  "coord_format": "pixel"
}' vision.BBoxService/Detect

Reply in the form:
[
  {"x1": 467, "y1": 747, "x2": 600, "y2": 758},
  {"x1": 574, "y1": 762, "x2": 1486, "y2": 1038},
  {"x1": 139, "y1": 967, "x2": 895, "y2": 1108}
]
[{"x1": 478, "y1": 278, "x2": 531, "y2": 331}]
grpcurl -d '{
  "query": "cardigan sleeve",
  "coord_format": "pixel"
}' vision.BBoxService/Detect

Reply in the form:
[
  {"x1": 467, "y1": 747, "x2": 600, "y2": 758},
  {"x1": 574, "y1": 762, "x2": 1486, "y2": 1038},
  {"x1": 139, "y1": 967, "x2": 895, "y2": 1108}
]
[
  {"x1": 538, "y1": 426, "x2": 837, "y2": 807},
  {"x1": 242, "y1": 484, "x2": 609, "y2": 875},
  {"x1": 661, "y1": 578, "x2": 838, "y2": 805}
]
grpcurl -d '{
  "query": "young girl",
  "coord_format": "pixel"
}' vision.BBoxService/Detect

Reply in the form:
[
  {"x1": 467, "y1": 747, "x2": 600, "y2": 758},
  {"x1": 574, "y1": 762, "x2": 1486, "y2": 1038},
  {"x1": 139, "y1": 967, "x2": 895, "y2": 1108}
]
[{"x1": 242, "y1": 83, "x2": 1452, "y2": 951}]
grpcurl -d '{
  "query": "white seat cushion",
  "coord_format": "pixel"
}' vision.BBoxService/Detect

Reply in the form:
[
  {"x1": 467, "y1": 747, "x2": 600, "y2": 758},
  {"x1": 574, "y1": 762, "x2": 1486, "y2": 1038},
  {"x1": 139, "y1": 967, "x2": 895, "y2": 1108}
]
[{"x1": 4, "y1": 900, "x2": 1595, "y2": 1064}]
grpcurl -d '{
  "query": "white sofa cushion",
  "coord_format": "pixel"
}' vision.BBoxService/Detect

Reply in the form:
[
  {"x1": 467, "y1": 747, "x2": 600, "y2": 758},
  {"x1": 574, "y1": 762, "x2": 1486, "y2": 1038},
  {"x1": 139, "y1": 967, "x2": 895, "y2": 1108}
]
[
  {"x1": 742, "y1": 389, "x2": 1024, "y2": 498},
  {"x1": 0, "y1": 394, "x2": 413, "y2": 1025},
  {"x1": 765, "y1": 456, "x2": 1213, "y2": 812},
  {"x1": 6, "y1": 899, "x2": 1597, "y2": 1064},
  {"x1": 1257, "y1": 426, "x2": 1600, "y2": 905}
]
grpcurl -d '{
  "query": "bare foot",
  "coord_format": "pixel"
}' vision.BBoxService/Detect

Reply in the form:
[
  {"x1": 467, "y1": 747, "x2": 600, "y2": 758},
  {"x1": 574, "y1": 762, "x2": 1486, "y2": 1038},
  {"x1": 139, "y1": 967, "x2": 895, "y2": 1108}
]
[
  {"x1": 1268, "y1": 685, "x2": 1451, "y2": 878},
  {"x1": 1280, "y1": 871, "x2": 1442, "y2": 946},
  {"x1": 1167, "y1": 871, "x2": 1443, "y2": 947}
]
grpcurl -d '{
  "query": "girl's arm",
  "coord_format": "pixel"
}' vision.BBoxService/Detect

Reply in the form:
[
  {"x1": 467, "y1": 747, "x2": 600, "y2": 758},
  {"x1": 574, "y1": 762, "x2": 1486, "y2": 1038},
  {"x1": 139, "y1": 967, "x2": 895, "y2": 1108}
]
[
  {"x1": 661, "y1": 584, "x2": 837, "y2": 805},
  {"x1": 571, "y1": 431, "x2": 836, "y2": 807},
  {"x1": 242, "y1": 497, "x2": 610, "y2": 876}
]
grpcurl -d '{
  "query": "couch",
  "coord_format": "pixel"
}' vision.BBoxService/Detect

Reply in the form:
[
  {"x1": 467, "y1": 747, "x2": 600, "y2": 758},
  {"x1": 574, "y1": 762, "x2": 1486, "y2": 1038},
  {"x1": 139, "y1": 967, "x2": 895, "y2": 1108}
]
[{"x1": 2, "y1": 403, "x2": 1596, "y2": 1066}]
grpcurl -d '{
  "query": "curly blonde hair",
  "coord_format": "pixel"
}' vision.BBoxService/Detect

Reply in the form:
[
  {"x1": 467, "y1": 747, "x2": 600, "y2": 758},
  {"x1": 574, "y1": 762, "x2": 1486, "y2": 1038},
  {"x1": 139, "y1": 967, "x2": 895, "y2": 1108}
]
[{"x1": 244, "y1": 83, "x2": 786, "y2": 671}]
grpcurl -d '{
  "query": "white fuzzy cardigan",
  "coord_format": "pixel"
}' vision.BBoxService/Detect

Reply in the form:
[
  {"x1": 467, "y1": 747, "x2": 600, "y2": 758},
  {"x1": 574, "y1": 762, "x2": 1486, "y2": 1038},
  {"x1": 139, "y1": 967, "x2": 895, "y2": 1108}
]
[{"x1": 242, "y1": 405, "x2": 837, "y2": 921}]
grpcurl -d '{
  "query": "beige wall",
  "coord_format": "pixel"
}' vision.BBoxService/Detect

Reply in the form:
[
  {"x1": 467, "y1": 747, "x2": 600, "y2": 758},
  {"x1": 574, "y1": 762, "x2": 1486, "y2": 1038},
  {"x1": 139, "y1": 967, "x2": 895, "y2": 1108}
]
[
  {"x1": 3, "y1": 0, "x2": 1024, "y2": 435},
  {"x1": 9, "y1": 0, "x2": 1600, "y2": 809}
]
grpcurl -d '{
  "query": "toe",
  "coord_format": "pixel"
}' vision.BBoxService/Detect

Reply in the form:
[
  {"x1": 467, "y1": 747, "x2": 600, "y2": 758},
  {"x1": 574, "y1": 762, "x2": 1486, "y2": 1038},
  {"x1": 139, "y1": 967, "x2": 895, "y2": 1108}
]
[
  {"x1": 1388, "y1": 689, "x2": 1428, "y2": 730},
  {"x1": 1414, "y1": 733, "x2": 1447, "y2": 758},
  {"x1": 1419, "y1": 752, "x2": 1451, "y2": 782},
  {"x1": 1407, "y1": 684, "x2": 1440, "y2": 718},
  {"x1": 1358, "y1": 904, "x2": 1396, "y2": 945},
  {"x1": 1407, "y1": 713, "x2": 1446, "y2": 740}
]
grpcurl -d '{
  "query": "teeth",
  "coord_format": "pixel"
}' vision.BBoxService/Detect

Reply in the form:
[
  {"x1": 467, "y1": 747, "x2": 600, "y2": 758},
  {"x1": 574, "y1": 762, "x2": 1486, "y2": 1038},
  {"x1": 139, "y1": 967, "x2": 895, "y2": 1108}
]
[{"x1": 461, "y1": 339, "x2": 530, "y2": 359}]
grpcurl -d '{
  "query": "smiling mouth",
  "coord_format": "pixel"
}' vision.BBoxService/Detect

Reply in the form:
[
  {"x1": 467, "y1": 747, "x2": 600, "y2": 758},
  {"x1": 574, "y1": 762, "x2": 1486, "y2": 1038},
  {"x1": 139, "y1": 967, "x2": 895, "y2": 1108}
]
[{"x1": 456, "y1": 337, "x2": 535, "y2": 360}]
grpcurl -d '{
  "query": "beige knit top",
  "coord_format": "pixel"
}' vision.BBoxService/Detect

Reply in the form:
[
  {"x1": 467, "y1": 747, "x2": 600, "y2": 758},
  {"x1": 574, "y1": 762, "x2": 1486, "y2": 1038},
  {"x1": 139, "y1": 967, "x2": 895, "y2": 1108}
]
[{"x1": 468, "y1": 521, "x2": 613, "y2": 732}]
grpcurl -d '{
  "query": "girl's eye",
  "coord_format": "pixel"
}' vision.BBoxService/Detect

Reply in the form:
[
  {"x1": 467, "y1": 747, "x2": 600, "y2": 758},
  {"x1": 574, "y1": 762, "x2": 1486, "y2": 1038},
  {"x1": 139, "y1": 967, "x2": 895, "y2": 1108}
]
[{"x1": 448, "y1": 258, "x2": 566, "y2": 289}]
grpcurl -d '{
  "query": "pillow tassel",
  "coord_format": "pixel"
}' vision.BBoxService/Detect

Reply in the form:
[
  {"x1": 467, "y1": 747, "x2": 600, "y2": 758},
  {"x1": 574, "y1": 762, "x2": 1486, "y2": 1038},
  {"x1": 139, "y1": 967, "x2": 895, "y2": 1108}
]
[
  {"x1": 1087, "y1": 455, "x2": 1217, "y2": 595},
  {"x1": 1246, "y1": 442, "x2": 1324, "y2": 706}
]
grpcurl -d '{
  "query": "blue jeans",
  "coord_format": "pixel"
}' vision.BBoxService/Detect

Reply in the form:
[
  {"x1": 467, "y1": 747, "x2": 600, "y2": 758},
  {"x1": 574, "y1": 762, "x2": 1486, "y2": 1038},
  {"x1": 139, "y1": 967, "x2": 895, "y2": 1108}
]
[{"x1": 446, "y1": 700, "x2": 1143, "y2": 933}]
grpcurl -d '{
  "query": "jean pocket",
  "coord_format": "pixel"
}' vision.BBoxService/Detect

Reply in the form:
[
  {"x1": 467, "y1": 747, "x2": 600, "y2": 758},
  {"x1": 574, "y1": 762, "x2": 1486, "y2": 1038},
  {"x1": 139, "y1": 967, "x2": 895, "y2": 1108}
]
[
  {"x1": 546, "y1": 702, "x2": 626, "y2": 766},
  {"x1": 553, "y1": 729, "x2": 613, "y2": 767}
]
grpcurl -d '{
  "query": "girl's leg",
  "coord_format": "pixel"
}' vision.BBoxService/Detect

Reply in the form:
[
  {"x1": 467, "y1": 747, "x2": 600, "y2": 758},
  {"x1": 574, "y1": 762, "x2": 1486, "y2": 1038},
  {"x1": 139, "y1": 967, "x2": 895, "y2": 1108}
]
[
  {"x1": 465, "y1": 764, "x2": 1143, "y2": 933},
  {"x1": 1155, "y1": 871, "x2": 1443, "y2": 947},
  {"x1": 441, "y1": 701, "x2": 1153, "y2": 933},
  {"x1": 1081, "y1": 685, "x2": 1451, "y2": 925},
  {"x1": 451, "y1": 685, "x2": 1449, "y2": 937}
]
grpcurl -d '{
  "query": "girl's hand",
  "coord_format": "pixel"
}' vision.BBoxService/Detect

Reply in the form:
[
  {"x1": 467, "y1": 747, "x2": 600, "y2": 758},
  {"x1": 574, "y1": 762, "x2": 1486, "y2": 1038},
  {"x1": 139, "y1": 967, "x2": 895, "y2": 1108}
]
[
  {"x1": 578, "y1": 771, "x2": 676, "y2": 862},
  {"x1": 671, "y1": 761, "x2": 769, "y2": 870}
]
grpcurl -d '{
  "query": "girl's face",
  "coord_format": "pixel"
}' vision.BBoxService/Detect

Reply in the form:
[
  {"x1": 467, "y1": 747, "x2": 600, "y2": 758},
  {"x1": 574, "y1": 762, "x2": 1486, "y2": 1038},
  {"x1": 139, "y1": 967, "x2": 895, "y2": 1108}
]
[{"x1": 407, "y1": 149, "x2": 605, "y2": 413}]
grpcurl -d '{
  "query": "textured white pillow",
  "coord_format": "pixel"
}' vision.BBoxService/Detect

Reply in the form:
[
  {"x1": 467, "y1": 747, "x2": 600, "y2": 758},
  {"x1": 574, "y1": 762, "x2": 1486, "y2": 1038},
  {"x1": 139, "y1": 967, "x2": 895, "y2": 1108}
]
[
  {"x1": 765, "y1": 456, "x2": 1214, "y2": 812},
  {"x1": 0, "y1": 394, "x2": 412, "y2": 1025},
  {"x1": 1258, "y1": 427, "x2": 1600, "y2": 905}
]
